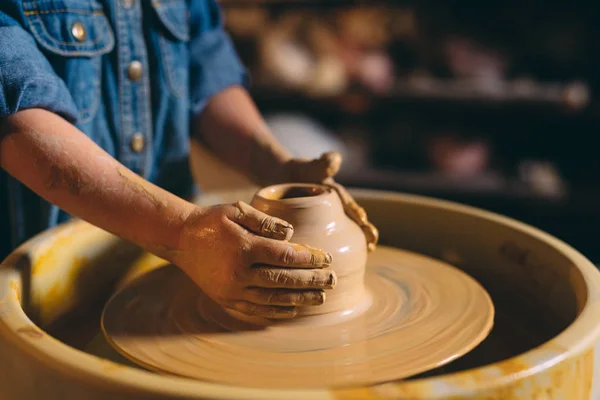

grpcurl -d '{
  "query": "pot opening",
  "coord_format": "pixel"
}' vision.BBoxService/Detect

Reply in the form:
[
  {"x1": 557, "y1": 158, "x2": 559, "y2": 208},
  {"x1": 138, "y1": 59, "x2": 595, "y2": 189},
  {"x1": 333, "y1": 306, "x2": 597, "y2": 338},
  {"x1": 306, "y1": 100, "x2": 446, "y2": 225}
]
[{"x1": 262, "y1": 184, "x2": 327, "y2": 200}]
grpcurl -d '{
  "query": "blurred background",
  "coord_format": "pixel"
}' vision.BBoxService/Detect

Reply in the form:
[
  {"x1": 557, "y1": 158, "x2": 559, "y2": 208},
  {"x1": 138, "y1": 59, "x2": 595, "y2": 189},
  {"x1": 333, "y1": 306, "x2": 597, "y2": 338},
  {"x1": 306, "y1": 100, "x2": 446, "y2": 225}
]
[{"x1": 195, "y1": 0, "x2": 600, "y2": 264}]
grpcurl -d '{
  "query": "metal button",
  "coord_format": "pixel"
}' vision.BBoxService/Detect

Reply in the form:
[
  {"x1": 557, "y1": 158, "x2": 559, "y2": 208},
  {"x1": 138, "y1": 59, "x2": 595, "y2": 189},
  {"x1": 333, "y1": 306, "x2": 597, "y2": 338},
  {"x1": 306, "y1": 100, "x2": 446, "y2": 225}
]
[
  {"x1": 71, "y1": 22, "x2": 87, "y2": 42},
  {"x1": 127, "y1": 61, "x2": 143, "y2": 81},
  {"x1": 130, "y1": 133, "x2": 145, "y2": 153},
  {"x1": 122, "y1": 0, "x2": 134, "y2": 8}
]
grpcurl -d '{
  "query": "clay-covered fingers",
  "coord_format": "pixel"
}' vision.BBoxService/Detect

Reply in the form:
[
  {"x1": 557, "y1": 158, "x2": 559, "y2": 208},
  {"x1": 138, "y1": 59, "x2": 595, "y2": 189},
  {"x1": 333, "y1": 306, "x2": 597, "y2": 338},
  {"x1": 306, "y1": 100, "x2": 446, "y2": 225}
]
[
  {"x1": 231, "y1": 201, "x2": 294, "y2": 240},
  {"x1": 310, "y1": 152, "x2": 343, "y2": 180},
  {"x1": 288, "y1": 152, "x2": 343, "y2": 183},
  {"x1": 252, "y1": 239, "x2": 333, "y2": 269},
  {"x1": 361, "y1": 221, "x2": 379, "y2": 252},
  {"x1": 249, "y1": 267, "x2": 336, "y2": 290},
  {"x1": 325, "y1": 179, "x2": 367, "y2": 223},
  {"x1": 227, "y1": 301, "x2": 297, "y2": 319},
  {"x1": 243, "y1": 288, "x2": 326, "y2": 306},
  {"x1": 324, "y1": 179, "x2": 379, "y2": 252}
]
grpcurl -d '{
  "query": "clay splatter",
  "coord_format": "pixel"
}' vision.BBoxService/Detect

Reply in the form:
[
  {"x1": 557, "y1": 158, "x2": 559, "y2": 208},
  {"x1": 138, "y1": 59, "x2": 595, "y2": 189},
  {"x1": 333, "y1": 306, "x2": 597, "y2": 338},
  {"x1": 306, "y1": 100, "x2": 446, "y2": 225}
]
[
  {"x1": 46, "y1": 164, "x2": 86, "y2": 195},
  {"x1": 102, "y1": 360, "x2": 123, "y2": 373},
  {"x1": 16, "y1": 326, "x2": 44, "y2": 339},
  {"x1": 9, "y1": 281, "x2": 20, "y2": 302},
  {"x1": 0, "y1": 295, "x2": 8, "y2": 318},
  {"x1": 117, "y1": 168, "x2": 167, "y2": 210}
]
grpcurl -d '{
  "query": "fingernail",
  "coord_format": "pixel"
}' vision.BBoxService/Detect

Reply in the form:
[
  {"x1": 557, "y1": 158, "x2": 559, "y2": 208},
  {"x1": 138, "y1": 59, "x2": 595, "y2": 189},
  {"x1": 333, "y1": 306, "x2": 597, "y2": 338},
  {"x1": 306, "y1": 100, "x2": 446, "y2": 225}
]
[
  {"x1": 317, "y1": 291, "x2": 326, "y2": 305},
  {"x1": 326, "y1": 272, "x2": 337, "y2": 288},
  {"x1": 277, "y1": 224, "x2": 294, "y2": 240},
  {"x1": 281, "y1": 221, "x2": 293, "y2": 230},
  {"x1": 325, "y1": 252, "x2": 333, "y2": 265},
  {"x1": 279, "y1": 308, "x2": 298, "y2": 318}
]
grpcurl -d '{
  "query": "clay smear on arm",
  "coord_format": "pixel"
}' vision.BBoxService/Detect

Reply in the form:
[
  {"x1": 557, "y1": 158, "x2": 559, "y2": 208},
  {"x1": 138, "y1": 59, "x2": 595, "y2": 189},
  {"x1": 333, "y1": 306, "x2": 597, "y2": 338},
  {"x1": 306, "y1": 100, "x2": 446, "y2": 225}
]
[
  {"x1": 45, "y1": 164, "x2": 89, "y2": 195},
  {"x1": 0, "y1": 109, "x2": 195, "y2": 264},
  {"x1": 116, "y1": 167, "x2": 168, "y2": 210}
]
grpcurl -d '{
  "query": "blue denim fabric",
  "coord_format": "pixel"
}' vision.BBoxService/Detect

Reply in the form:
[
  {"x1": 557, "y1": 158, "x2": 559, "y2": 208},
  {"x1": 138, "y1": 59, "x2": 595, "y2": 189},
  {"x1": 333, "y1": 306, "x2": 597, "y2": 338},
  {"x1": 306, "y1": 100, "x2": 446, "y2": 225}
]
[{"x1": 0, "y1": 0, "x2": 248, "y2": 260}]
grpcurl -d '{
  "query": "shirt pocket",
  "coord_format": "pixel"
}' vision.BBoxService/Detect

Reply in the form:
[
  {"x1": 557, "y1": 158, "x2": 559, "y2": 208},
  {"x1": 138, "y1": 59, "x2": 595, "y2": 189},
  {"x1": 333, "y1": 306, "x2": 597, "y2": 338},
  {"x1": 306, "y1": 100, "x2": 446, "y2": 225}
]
[
  {"x1": 22, "y1": 0, "x2": 115, "y2": 123},
  {"x1": 151, "y1": 0, "x2": 190, "y2": 98}
]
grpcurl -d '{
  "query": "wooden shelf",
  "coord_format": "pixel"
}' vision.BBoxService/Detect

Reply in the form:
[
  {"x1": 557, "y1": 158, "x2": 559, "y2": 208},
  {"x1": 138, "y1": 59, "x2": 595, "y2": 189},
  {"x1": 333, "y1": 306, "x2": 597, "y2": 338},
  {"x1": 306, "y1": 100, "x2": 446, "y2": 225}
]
[
  {"x1": 251, "y1": 78, "x2": 591, "y2": 112},
  {"x1": 337, "y1": 168, "x2": 567, "y2": 204},
  {"x1": 389, "y1": 78, "x2": 590, "y2": 109}
]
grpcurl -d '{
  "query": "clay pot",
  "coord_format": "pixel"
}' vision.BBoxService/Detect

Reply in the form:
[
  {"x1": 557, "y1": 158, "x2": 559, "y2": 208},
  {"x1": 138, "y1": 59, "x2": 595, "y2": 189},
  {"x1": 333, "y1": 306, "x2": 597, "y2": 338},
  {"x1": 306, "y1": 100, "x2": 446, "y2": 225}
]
[{"x1": 250, "y1": 183, "x2": 368, "y2": 318}]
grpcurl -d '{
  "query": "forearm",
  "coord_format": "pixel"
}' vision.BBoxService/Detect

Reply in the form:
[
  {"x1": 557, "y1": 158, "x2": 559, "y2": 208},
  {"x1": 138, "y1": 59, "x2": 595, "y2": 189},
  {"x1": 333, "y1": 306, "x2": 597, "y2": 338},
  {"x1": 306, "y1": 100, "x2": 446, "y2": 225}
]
[
  {"x1": 193, "y1": 86, "x2": 293, "y2": 185},
  {"x1": 0, "y1": 109, "x2": 195, "y2": 260}
]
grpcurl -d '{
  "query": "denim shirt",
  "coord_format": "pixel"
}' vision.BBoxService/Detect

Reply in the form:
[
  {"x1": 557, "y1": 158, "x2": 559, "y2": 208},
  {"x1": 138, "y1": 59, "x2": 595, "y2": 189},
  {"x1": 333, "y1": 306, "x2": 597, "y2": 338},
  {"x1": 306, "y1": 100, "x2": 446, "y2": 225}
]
[{"x1": 0, "y1": 0, "x2": 247, "y2": 260}]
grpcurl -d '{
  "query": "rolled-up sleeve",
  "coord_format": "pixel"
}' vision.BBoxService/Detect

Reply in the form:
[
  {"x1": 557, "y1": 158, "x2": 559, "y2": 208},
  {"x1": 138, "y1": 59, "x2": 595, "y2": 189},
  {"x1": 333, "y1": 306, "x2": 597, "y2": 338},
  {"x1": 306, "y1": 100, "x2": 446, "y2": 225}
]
[
  {"x1": 0, "y1": 4, "x2": 78, "y2": 121},
  {"x1": 188, "y1": 0, "x2": 249, "y2": 116}
]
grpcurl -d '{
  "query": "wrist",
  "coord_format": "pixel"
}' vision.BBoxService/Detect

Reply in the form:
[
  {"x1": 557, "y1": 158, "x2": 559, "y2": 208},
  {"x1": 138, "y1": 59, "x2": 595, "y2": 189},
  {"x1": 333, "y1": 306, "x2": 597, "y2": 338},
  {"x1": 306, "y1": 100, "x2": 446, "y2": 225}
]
[
  {"x1": 167, "y1": 204, "x2": 205, "y2": 267},
  {"x1": 139, "y1": 200, "x2": 198, "y2": 266},
  {"x1": 248, "y1": 132, "x2": 294, "y2": 185}
]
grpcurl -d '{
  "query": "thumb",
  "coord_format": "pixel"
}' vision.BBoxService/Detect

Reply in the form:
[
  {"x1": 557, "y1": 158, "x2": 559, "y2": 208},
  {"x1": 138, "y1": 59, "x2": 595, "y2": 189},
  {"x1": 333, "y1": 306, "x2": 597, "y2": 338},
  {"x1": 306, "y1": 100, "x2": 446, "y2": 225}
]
[{"x1": 288, "y1": 152, "x2": 343, "y2": 183}]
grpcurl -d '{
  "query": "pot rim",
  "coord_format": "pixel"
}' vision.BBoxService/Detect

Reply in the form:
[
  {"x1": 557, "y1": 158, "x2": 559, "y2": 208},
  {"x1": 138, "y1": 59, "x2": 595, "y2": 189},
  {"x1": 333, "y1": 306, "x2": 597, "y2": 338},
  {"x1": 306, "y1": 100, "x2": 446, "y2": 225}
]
[
  {"x1": 252, "y1": 183, "x2": 337, "y2": 208},
  {"x1": 1, "y1": 188, "x2": 599, "y2": 399}
]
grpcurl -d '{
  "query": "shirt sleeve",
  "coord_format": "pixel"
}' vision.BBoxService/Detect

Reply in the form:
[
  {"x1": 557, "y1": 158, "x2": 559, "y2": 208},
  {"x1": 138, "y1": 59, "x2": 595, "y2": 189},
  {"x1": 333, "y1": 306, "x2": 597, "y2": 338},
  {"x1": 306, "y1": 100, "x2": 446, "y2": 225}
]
[
  {"x1": 0, "y1": 3, "x2": 78, "y2": 122},
  {"x1": 188, "y1": 0, "x2": 249, "y2": 116}
]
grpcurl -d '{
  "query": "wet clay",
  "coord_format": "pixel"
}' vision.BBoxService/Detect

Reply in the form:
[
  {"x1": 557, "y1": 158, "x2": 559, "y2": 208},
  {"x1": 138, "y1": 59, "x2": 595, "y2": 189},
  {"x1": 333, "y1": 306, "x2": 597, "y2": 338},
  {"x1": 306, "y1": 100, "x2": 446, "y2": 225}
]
[{"x1": 101, "y1": 246, "x2": 494, "y2": 388}]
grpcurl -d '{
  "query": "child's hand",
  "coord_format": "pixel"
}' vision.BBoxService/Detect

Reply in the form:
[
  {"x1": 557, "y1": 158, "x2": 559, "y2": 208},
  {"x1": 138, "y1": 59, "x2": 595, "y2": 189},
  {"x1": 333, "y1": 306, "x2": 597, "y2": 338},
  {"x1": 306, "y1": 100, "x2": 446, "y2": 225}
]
[
  {"x1": 285, "y1": 152, "x2": 379, "y2": 251},
  {"x1": 174, "y1": 201, "x2": 335, "y2": 319}
]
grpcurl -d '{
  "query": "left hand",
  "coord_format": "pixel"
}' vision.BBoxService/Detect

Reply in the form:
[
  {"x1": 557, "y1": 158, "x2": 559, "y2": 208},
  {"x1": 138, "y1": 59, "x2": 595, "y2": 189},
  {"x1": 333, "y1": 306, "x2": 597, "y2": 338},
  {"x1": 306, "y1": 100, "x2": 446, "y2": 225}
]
[{"x1": 283, "y1": 152, "x2": 379, "y2": 251}]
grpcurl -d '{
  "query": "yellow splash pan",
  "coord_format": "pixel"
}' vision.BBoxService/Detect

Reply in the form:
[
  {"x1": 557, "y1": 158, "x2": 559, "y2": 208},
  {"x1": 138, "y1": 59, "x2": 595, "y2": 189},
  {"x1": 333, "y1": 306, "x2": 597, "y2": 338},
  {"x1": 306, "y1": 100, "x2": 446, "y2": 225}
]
[{"x1": 1, "y1": 189, "x2": 599, "y2": 399}]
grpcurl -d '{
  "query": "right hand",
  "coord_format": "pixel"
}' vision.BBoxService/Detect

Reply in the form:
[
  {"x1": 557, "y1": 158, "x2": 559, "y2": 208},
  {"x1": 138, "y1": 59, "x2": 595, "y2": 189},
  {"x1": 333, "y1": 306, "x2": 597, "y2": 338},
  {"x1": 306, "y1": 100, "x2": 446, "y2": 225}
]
[{"x1": 174, "y1": 201, "x2": 336, "y2": 319}]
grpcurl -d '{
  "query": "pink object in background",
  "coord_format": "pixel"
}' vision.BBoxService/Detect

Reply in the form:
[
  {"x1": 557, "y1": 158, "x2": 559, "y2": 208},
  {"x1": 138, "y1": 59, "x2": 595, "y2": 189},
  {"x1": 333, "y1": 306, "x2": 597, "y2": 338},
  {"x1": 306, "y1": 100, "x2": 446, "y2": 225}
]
[{"x1": 427, "y1": 134, "x2": 490, "y2": 176}]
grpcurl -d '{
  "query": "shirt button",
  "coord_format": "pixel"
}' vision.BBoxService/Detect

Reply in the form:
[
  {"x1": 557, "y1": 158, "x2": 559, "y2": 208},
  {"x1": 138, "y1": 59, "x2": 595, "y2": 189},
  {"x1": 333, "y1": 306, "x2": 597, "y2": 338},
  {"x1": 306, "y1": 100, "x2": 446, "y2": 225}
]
[
  {"x1": 128, "y1": 61, "x2": 143, "y2": 81},
  {"x1": 71, "y1": 22, "x2": 87, "y2": 42},
  {"x1": 130, "y1": 133, "x2": 145, "y2": 153}
]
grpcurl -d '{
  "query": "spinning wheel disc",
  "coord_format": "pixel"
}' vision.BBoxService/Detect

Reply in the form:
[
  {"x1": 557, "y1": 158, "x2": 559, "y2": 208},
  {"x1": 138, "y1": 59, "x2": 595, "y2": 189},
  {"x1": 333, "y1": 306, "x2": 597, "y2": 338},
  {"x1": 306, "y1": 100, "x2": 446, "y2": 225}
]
[{"x1": 102, "y1": 246, "x2": 494, "y2": 388}]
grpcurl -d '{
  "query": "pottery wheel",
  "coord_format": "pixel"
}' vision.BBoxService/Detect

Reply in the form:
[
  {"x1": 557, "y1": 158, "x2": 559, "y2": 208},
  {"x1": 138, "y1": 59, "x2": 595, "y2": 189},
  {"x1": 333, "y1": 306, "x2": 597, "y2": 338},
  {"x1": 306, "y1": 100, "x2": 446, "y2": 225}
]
[{"x1": 102, "y1": 246, "x2": 494, "y2": 388}]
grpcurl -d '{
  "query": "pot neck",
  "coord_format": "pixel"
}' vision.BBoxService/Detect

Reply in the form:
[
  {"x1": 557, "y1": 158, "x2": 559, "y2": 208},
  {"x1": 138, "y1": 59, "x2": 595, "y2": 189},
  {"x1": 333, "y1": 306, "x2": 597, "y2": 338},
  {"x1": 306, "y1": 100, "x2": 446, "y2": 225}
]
[{"x1": 251, "y1": 184, "x2": 345, "y2": 228}]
